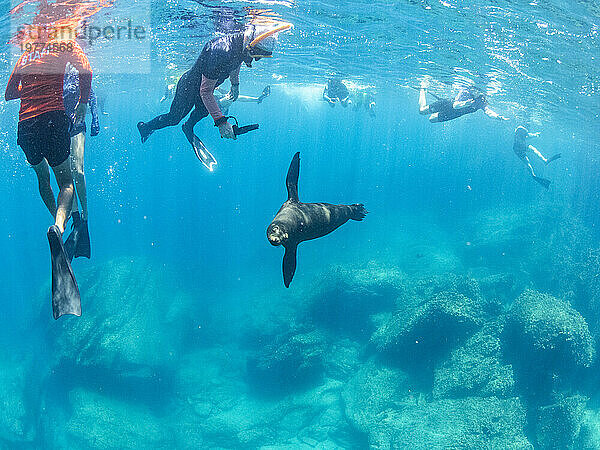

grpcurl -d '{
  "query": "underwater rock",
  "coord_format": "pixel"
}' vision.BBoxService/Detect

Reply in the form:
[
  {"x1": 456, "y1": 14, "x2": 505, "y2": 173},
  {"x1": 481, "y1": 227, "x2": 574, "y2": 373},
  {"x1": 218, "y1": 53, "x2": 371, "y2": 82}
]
[
  {"x1": 386, "y1": 397, "x2": 531, "y2": 449},
  {"x1": 476, "y1": 272, "x2": 518, "y2": 306},
  {"x1": 503, "y1": 290, "x2": 595, "y2": 388},
  {"x1": 371, "y1": 289, "x2": 485, "y2": 369},
  {"x1": 308, "y1": 261, "x2": 402, "y2": 339},
  {"x1": 61, "y1": 388, "x2": 169, "y2": 449},
  {"x1": 323, "y1": 339, "x2": 362, "y2": 382},
  {"x1": 343, "y1": 362, "x2": 530, "y2": 449},
  {"x1": 433, "y1": 321, "x2": 515, "y2": 399},
  {"x1": 48, "y1": 257, "x2": 192, "y2": 375},
  {"x1": 576, "y1": 407, "x2": 600, "y2": 449},
  {"x1": 246, "y1": 329, "x2": 327, "y2": 395},
  {"x1": 0, "y1": 358, "x2": 35, "y2": 445},
  {"x1": 342, "y1": 361, "x2": 413, "y2": 438},
  {"x1": 174, "y1": 349, "x2": 362, "y2": 449},
  {"x1": 535, "y1": 395, "x2": 587, "y2": 450}
]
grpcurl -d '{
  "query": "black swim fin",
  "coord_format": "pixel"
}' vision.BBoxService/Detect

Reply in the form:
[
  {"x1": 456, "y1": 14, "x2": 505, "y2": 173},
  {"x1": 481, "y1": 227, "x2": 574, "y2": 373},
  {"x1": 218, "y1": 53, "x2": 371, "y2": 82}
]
[
  {"x1": 534, "y1": 176, "x2": 551, "y2": 189},
  {"x1": 74, "y1": 219, "x2": 91, "y2": 259},
  {"x1": 282, "y1": 245, "x2": 297, "y2": 288},
  {"x1": 64, "y1": 228, "x2": 77, "y2": 263},
  {"x1": 546, "y1": 153, "x2": 561, "y2": 165},
  {"x1": 191, "y1": 134, "x2": 218, "y2": 172},
  {"x1": 47, "y1": 225, "x2": 81, "y2": 319},
  {"x1": 137, "y1": 122, "x2": 152, "y2": 144}
]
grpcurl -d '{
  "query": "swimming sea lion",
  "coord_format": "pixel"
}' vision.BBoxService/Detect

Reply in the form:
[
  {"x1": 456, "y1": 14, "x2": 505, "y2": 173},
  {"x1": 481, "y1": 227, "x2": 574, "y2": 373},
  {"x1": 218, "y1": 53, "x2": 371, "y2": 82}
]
[{"x1": 267, "y1": 152, "x2": 367, "y2": 287}]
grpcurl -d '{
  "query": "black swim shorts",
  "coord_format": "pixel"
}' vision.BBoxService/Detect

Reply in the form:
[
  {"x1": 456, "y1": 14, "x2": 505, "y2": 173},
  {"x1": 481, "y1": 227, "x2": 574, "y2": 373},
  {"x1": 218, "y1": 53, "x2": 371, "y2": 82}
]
[{"x1": 17, "y1": 110, "x2": 71, "y2": 167}]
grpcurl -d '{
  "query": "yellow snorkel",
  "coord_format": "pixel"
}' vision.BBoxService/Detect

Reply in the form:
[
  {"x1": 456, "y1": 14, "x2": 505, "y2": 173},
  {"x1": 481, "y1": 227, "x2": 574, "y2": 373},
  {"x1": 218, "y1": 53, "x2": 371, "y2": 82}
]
[{"x1": 246, "y1": 23, "x2": 292, "y2": 58}]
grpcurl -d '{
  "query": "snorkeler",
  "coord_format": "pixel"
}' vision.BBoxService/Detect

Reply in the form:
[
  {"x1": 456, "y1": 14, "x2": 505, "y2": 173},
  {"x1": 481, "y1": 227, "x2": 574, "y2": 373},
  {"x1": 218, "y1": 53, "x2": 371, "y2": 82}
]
[
  {"x1": 350, "y1": 87, "x2": 376, "y2": 118},
  {"x1": 62, "y1": 61, "x2": 99, "y2": 261},
  {"x1": 138, "y1": 22, "x2": 291, "y2": 171},
  {"x1": 513, "y1": 126, "x2": 561, "y2": 189},
  {"x1": 419, "y1": 80, "x2": 509, "y2": 123},
  {"x1": 161, "y1": 79, "x2": 271, "y2": 114},
  {"x1": 5, "y1": 37, "x2": 91, "y2": 319},
  {"x1": 323, "y1": 78, "x2": 350, "y2": 107}
]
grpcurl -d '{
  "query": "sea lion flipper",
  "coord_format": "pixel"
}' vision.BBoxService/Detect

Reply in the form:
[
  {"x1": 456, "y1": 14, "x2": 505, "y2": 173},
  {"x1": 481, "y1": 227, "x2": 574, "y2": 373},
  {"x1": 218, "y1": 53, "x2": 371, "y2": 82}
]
[
  {"x1": 286, "y1": 152, "x2": 300, "y2": 202},
  {"x1": 282, "y1": 245, "x2": 297, "y2": 288}
]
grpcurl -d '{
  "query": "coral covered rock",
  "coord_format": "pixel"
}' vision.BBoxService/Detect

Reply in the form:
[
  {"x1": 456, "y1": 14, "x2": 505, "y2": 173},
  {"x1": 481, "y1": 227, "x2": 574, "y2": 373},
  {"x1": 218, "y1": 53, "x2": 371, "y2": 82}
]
[
  {"x1": 309, "y1": 261, "x2": 402, "y2": 338},
  {"x1": 47, "y1": 257, "x2": 193, "y2": 374},
  {"x1": 371, "y1": 289, "x2": 485, "y2": 368},
  {"x1": 536, "y1": 395, "x2": 587, "y2": 450},
  {"x1": 433, "y1": 321, "x2": 515, "y2": 399},
  {"x1": 343, "y1": 362, "x2": 530, "y2": 450},
  {"x1": 61, "y1": 388, "x2": 169, "y2": 449},
  {"x1": 385, "y1": 397, "x2": 531, "y2": 449},
  {"x1": 342, "y1": 361, "x2": 412, "y2": 437},
  {"x1": 503, "y1": 290, "x2": 595, "y2": 385},
  {"x1": 0, "y1": 357, "x2": 35, "y2": 445},
  {"x1": 246, "y1": 329, "x2": 326, "y2": 394}
]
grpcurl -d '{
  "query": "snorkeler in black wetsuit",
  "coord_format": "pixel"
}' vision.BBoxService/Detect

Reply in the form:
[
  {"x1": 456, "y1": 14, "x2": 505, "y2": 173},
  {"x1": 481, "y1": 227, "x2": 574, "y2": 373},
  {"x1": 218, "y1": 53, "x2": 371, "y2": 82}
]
[
  {"x1": 418, "y1": 80, "x2": 509, "y2": 123},
  {"x1": 323, "y1": 78, "x2": 350, "y2": 107},
  {"x1": 137, "y1": 23, "x2": 291, "y2": 170},
  {"x1": 513, "y1": 126, "x2": 561, "y2": 189}
]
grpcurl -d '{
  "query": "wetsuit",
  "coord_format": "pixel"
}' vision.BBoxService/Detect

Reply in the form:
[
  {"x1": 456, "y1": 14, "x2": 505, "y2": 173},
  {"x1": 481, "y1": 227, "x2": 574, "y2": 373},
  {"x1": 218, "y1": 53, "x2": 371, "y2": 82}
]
[
  {"x1": 144, "y1": 32, "x2": 249, "y2": 135},
  {"x1": 7, "y1": 40, "x2": 92, "y2": 167},
  {"x1": 323, "y1": 79, "x2": 350, "y2": 103},
  {"x1": 428, "y1": 91, "x2": 486, "y2": 122},
  {"x1": 63, "y1": 65, "x2": 99, "y2": 137}
]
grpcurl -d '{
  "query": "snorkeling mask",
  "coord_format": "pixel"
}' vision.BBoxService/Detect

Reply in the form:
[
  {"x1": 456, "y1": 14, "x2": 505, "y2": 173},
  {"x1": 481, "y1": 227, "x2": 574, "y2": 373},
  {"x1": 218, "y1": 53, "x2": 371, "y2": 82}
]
[{"x1": 245, "y1": 23, "x2": 292, "y2": 60}]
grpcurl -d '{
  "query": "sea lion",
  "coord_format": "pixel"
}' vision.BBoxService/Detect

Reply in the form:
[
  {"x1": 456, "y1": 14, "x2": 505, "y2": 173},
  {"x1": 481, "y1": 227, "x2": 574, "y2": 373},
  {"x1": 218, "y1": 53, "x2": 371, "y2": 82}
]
[{"x1": 267, "y1": 152, "x2": 367, "y2": 287}]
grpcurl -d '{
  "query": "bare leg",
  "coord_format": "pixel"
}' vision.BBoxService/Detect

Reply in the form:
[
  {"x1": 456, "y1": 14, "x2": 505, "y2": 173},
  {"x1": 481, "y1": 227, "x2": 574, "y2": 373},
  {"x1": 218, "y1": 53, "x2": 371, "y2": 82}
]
[
  {"x1": 529, "y1": 144, "x2": 548, "y2": 163},
  {"x1": 32, "y1": 160, "x2": 57, "y2": 218},
  {"x1": 523, "y1": 155, "x2": 537, "y2": 177},
  {"x1": 70, "y1": 132, "x2": 88, "y2": 220},
  {"x1": 419, "y1": 88, "x2": 430, "y2": 114},
  {"x1": 51, "y1": 158, "x2": 74, "y2": 233},
  {"x1": 429, "y1": 112, "x2": 440, "y2": 123}
]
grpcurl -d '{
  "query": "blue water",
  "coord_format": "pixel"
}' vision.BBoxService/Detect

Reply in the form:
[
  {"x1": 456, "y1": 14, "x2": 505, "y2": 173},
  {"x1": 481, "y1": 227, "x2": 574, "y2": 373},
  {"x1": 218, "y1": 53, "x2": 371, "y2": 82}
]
[{"x1": 0, "y1": 0, "x2": 599, "y2": 448}]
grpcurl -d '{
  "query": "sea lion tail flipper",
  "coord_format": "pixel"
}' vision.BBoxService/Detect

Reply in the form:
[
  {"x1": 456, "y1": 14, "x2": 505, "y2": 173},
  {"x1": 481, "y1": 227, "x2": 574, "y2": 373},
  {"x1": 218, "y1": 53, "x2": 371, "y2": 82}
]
[
  {"x1": 282, "y1": 245, "x2": 297, "y2": 288},
  {"x1": 350, "y1": 204, "x2": 368, "y2": 221},
  {"x1": 286, "y1": 152, "x2": 300, "y2": 202}
]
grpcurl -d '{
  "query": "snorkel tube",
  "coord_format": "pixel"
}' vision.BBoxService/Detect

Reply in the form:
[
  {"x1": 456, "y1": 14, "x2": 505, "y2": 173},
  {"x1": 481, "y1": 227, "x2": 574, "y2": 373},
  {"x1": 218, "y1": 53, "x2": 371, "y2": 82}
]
[{"x1": 245, "y1": 22, "x2": 292, "y2": 59}]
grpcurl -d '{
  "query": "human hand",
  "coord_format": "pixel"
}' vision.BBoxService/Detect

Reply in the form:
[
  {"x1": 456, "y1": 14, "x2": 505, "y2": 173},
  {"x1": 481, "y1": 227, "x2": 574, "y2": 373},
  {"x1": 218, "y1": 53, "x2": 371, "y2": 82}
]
[
  {"x1": 218, "y1": 121, "x2": 236, "y2": 140},
  {"x1": 73, "y1": 103, "x2": 87, "y2": 125}
]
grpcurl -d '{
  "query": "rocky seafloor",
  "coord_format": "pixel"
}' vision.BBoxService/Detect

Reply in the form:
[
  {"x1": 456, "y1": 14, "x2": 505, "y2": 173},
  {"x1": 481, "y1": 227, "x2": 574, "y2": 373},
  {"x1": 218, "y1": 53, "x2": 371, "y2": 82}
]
[{"x1": 2, "y1": 205, "x2": 600, "y2": 449}]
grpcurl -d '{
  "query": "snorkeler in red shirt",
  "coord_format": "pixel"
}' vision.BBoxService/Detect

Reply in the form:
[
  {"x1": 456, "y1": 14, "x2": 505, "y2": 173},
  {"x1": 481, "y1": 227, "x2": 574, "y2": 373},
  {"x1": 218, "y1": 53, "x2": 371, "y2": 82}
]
[{"x1": 5, "y1": 37, "x2": 92, "y2": 319}]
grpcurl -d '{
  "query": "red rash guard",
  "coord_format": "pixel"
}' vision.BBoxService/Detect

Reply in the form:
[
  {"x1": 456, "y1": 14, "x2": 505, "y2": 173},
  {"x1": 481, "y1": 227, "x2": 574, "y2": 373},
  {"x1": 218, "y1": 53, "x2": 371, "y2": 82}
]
[{"x1": 7, "y1": 40, "x2": 92, "y2": 122}]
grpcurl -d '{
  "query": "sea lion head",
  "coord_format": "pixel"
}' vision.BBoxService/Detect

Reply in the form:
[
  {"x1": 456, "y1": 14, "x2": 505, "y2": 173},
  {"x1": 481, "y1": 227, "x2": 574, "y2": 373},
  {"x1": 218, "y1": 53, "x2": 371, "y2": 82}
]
[{"x1": 267, "y1": 222, "x2": 289, "y2": 246}]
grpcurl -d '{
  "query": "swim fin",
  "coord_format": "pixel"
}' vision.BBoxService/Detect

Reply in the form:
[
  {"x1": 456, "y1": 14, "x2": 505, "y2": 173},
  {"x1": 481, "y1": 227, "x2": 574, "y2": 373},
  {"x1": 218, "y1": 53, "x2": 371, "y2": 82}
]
[
  {"x1": 257, "y1": 85, "x2": 271, "y2": 104},
  {"x1": 546, "y1": 153, "x2": 561, "y2": 165},
  {"x1": 191, "y1": 134, "x2": 218, "y2": 172},
  {"x1": 47, "y1": 225, "x2": 81, "y2": 319},
  {"x1": 64, "y1": 227, "x2": 76, "y2": 263},
  {"x1": 74, "y1": 219, "x2": 91, "y2": 259},
  {"x1": 534, "y1": 176, "x2": 551, "y2": 189},
  {"x1": 137, "y1": 122, "x2": 152, "y2": 144}
]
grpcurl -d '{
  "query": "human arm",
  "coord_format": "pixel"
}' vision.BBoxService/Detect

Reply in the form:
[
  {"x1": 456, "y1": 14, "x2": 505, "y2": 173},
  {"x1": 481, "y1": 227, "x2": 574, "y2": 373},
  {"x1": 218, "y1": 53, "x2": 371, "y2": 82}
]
[
  {"x1": 483, "y1": 106, "x2": 509, "y2": 121},
  {"x1": 200, "y1": 75, "x2": 235, "y2": 139},
  {"x1": 5, "y1": 62, "x2": 21, "y2": 101},
  {"x1": 323, "y1": 88, "x2": 335, "y2": 104},
  {"x1": 67, "y1": 43, "x2": 92, "y2": 123},
  {"x1": 527, "y1": 131, "x2": 541, "y2": 138},
  {"x1": 453, "y1": 98, "x2": 475, "y2": 109},
  {"x1": 89, "y1": 88, "x2": 99, "y2": 136}
]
